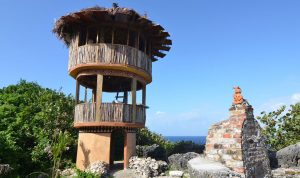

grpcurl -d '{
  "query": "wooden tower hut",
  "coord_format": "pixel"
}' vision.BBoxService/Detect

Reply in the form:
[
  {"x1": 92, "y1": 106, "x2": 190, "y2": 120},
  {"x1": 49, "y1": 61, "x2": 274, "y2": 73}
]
[{"x1": 53, "y1": 5, "x2": 171, "y2": 170}]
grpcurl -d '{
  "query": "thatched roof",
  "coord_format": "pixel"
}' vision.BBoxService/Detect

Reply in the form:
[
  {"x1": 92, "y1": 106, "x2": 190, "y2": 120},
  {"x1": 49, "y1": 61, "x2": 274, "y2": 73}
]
[{"x1": 53, "y1": 6, "x2": 172, "y2": 60}]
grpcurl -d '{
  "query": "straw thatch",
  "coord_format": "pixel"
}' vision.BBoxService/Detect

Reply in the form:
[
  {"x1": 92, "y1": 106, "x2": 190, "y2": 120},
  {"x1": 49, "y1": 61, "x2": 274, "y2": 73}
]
[{"x1": 53, "y1": 6, "x2": 172, "y2": 60}]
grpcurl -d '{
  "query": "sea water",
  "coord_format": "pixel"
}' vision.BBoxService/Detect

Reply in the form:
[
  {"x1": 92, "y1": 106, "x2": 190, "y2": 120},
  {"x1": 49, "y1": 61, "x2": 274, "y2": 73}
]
[{"x1": 164, "y1": 136, "x2": 206, "y2": 145}]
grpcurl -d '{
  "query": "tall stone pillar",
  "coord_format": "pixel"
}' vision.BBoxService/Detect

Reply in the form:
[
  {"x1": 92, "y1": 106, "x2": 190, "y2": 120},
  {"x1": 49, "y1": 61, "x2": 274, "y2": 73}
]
[{"x1": 205, "y1": 87, "x2": 271, "y2": 177}]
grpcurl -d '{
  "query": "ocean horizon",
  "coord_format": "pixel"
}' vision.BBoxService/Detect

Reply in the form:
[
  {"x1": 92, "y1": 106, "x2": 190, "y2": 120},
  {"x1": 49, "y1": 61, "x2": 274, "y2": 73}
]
[{"x1": 164, "y1": 136, "x2": 206, "y2": 145}]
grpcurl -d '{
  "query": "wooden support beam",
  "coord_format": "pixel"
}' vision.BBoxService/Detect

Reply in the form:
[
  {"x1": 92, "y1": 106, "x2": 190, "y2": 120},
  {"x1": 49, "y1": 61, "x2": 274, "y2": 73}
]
[
  {"x1": 96, "y1": 28, "x2": 99, "y2": 43},
  {"x1": 96, "y1": 74, "x2": 103, "y2": 121},
  {"x1": 76, "y1": 80, "x2": 80, "y2": 104},
  {"x1": 92, "y1": 89, "x2": 95, "y2": 103},
  {"x1": 123, "y1": 91, "x2": 128, "y2": 104},
  {"x1": 112, "y1": 28, "x2": 115, "y2": 44},
  {"x1": 127, "y1": 29, "x2": 130, "y2": 46},
  {"x1": 131, "y1": 78, "x2": 137, "y2": 123},
  {"x1": 86, "y1": 28, "x2": 89, "y2": 45},
  {"x1": 100, "y1": 28, "x2": 104, "y2": 43},
  {"x1": 142, "y1": 85, "x2": 146, "y2": 106},
  {"x1": 84, "y1": 87, "x2": 87, "y2": 103},
  {"x1": 137, "y1": 32, "x2": 140, "y2": 49}
]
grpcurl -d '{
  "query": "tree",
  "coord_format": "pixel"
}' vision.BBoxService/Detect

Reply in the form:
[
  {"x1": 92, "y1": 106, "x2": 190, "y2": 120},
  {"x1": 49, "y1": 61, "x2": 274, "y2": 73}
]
[
  {"x1": 257, "y1": 103, "x2": 300, "y2": 151},
  {"x1": 0, "y1": 80, "x2": 77, "y2": 177}
]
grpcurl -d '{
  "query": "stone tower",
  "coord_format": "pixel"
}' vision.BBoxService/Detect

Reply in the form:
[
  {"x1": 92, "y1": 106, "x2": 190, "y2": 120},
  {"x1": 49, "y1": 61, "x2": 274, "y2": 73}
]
[
  {"x1": 53, "y1": 5, "x2": 171, "y2": 170},
  {"x1": 205, "y1": 87, "x2": 271, "y2": 177}
]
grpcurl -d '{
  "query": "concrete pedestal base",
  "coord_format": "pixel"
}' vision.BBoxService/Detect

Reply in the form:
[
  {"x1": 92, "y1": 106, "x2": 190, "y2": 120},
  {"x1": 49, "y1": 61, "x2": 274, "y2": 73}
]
[
  {"x1": 76, "y1": 132, "x2": 111, "y2": 170},
  {"x1": 75, "y1": 131, "x2": 136, "y2": 170}
]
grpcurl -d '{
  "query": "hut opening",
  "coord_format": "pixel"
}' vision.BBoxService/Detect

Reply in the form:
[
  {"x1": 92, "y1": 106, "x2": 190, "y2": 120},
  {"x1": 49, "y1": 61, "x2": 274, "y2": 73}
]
[{"x1": 110, "y1": 129, "x2": 125, "y2": 168}]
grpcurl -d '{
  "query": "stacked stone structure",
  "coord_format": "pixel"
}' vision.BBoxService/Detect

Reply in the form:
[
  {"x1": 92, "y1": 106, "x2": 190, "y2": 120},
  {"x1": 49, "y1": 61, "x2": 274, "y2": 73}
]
[{"x1": 205, "y1": 87, "x2": 271, "y2": 177}]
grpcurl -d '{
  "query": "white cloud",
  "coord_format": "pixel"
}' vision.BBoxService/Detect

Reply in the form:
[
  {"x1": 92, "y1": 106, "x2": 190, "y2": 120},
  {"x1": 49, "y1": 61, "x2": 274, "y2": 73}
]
[
  {"x1": 258, "y1": 92, "x2": 300, "y2": 113},
  {"x1": 155, "y1": 111, "x2": 165, "y2": 115},
  {"x1": 291, "y1": 93, "x2": 300, "y2": 103}
]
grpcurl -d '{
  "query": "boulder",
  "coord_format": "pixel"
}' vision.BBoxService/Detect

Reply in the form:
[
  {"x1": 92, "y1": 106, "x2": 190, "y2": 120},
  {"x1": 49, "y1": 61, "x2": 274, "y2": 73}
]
[
  {"x1": 60, "y1": 168, "x2": 77, "y2": 177},
  {"x1": 129, "y1": 156, "x2": 168, "y2": 178},
  {"x1": 187, "y1": 157, "x2": 242, "y2": 178},
  {"x1": 272, "y1": 167, "x2": 300, "y2": 178},
  {"x1": 136, "y1": 144, "x2": 167, "y2": 161},
  {"x1": 276, "y1": 142, "x2": 300, "y2": 168},
  {"x1": 86, "y1": 161, "x2": 109, "y2": 176},
  {"x1": 0, "y1": 164, "x2": 12, "y2": 175},
  {"x1": 169, "y1": 170, "x2": 184, "y2": 177},
  {"x1": 168, "y1": 152, "x2": 200, "y2": 170}
]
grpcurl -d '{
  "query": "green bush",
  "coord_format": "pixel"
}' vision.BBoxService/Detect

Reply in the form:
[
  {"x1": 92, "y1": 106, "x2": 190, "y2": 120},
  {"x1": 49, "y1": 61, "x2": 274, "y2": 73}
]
[
  {"x1": 169, "y1": 141, "x2": 205, "y2": 155},
  {"x1": 137, "y1": 127, "x2": 175, "y2": 156},
  {"x1": 257, "y1": 103, "x2": 300, "y2": 151},
  {"x1": 0, "y1": 80, "x2": 77, "y2": 177},
  {"x1": 136, "y1": 127, "x2": 205, "y2": 157},
  {"x1": 75, "y1": 169, "x2": 100, "y2": 178}
]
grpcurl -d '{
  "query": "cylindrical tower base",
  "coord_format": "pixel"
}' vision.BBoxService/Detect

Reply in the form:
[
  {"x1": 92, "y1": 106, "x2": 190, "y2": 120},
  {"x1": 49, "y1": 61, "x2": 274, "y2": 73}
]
[
  {"x1": 75, "y1": 128, "x2": 137, "y2": 170},
  {"x1": 76, "y1": 132, "x2": 112, "y2": 170}
]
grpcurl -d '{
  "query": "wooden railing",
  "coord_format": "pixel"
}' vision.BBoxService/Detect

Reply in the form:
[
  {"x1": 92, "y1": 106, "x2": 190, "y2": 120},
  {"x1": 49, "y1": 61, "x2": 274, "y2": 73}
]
[
  {"x1": 69, "y1": 43, "x2": 152, "y2": 75},
  {"x1": 74, "y1": 102, "x2": 146, "y2": 124}
]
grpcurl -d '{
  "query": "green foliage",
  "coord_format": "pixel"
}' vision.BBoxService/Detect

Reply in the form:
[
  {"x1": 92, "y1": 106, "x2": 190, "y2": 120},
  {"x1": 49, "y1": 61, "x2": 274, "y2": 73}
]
[
  {"x1": 137, "y1": 127, "x2": 174, "y2": 156},
  {"x1": 0, "y1": 80, "x2": 77, "y2": 177},
  {"x1": 169, "y1": 141, "x2": 205, "y2": 155},
  {"x1": 51, "y1": 131, "x2": 72, "y2": 178},
  {"x1": 136, "y1": 127, "x2": 204, "y2": 156},
  {"x1": 257, "y1": 103, "x2": 300, "y2": 151},
  {"x1": 74, "y1": 169, "x2": 100, "y2": 178}
]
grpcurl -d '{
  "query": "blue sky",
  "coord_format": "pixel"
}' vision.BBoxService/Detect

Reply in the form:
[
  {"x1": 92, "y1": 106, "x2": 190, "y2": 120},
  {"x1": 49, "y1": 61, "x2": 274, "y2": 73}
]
[{"x1": 1, "y1": 0, "x2": 300, "y2": 136}]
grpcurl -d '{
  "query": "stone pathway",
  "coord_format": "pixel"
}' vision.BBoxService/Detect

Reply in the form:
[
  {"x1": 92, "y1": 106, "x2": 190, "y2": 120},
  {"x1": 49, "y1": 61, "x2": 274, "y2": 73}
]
[
  {"x1": 110, "y1": 169, "x2": 141, "y2": 178},
  {"x1": 188, "y1": 157, "x2": 242, "y2": 178}
]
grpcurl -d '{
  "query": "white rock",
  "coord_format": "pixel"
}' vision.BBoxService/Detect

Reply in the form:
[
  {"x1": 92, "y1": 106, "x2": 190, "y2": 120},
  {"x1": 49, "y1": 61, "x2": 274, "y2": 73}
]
[{"x1": 169, "y1": 170, "x2": 184, "y2": 177}]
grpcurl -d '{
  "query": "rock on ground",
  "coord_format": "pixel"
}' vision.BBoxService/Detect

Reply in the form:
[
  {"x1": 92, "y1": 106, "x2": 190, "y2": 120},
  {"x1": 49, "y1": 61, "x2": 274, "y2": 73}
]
[
  {"x1": 272, "y1": 167, "x2": 300, "y2": 178},
  {"x1": 0, "y1": 164, "x2": 12, "y2": 175},
  {"x1": 60, "y1": 168, "x2": 77, "y2": 177},
  {"x1": 86, "y1": 161, "x2": 109, "y2": 176},
  {"x1": 137, "y1": 144, "x2": 167, "y2": 161},
  {"x1": 168, "y1": 152, "x2": 200, "y2": 170},
  {"x1": 129, "y1": 156, "x2": 168, "y2": 178},
  {"x1": 169, "y1": 170, "x2": 184, "y2": 177},
  {"x1": 187, "y1": 157, "x2": 243, "y2": 178},
  {"x1": 276, "y1": 142, "x2": 300, "y2": 168}
]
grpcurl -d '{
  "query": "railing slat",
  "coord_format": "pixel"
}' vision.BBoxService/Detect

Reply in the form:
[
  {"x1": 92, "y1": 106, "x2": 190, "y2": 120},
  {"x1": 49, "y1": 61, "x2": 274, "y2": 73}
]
[
  {"x1": 74, "y1": 102, "x2": 145, "y2": 124},
  {"x1": 69, "y1": 44, "x2": 152, "y2": 75}
]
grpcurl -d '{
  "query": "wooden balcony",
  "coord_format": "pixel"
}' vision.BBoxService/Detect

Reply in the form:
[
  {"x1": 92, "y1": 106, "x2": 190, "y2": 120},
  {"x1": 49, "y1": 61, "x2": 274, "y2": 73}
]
[
  {"x1": 74, "y1": 102, "x2": 146, "y2": 128},
  {"x1": 69, "y1": 43, "x2": 152, "y2": 78}
]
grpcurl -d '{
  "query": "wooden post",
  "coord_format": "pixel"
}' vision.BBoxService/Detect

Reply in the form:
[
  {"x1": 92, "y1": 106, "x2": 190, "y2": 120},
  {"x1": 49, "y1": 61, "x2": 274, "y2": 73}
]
[
  {"x1": 144, "y1": 39, "x2": 147, "y2": 53},
  {"x1": 131, "y1": 78, "x2": 137, "y2": 123},
  {"x1": 96, "y1": 28, "x2": 99, "y2": 43},
  {"x1": 149, "y1": 42, "x2": 152, "y2": 56},
  {"x1": 112, "y1": 28, "x2": 115, "y2": 44},
  {"x1": 135, "y1": 32, "x2": 140, "y2": 65},
  {"x1": 76, "y1": 80, "x2": 80, "y2": 104},
  {"x1": 96, "y1": 74, "x2": 103, "y2": 121},
  {"x1": 100, "y1": 28, "x2": 104, "y2": 43},
  {"x1": 84, "y1": 87, "x2": 87, "y2": 103},
  {"x1": 136, "y1": 32, "x2": 140, "y2": 49},
  {"x1": 142, "y1": 85, "x2": 146, "y2": 106},
  {"x1": 92, "y1": 89, "x2": 95, "y2": 103},
  {"x1": 123, "y1": 91, "x2": 128, "y2": 104},
  {"x1": 127, "y1": 29, "x2": 130, "y2": 45},
  {"x1": 86, "y1": 28, "x2": 89, "y2": 45}
]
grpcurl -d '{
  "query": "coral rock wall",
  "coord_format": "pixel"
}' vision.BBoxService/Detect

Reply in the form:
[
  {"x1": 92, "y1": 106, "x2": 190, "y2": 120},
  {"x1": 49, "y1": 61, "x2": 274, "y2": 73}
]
[{"x1": 205, "y1": 102, "x2": 271, "y2": 177}]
